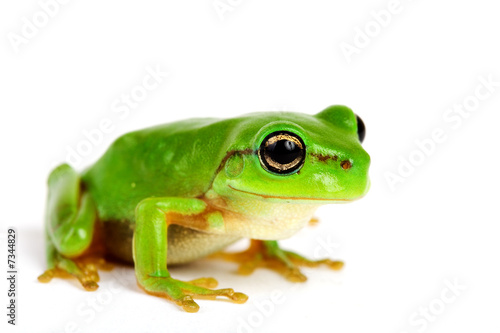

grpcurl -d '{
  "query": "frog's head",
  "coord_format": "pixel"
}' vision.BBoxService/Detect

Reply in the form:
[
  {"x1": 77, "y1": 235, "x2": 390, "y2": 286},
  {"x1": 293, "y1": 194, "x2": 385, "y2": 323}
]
[{"x1": 212, "y1": 105, "x2": 370, "y2": 205}]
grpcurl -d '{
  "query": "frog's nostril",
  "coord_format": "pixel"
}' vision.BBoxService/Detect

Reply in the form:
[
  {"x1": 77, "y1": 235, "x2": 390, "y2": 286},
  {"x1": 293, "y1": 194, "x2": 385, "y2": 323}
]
[{"x1": 340, "y1": 160, "x2": 352, "y2": 170}]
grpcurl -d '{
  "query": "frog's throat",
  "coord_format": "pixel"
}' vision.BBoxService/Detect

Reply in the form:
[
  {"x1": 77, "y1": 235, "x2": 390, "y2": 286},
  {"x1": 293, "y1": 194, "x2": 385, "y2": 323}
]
[{"x1": 227, "y1": 185, "x2": 355, "y2": 202}]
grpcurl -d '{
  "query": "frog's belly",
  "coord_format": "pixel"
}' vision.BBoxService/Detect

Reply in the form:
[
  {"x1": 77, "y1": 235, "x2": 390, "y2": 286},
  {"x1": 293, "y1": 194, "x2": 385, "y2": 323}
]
[{"x1": 102, "y1": 222, "x2": 240, "y2": 265}]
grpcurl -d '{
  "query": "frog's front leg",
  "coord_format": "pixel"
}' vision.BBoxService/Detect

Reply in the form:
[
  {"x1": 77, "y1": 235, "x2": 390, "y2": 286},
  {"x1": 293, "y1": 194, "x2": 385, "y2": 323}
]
[
  {"x1": 213, "y1": 240, "x2": 344, "y2": 282},
  {"x1": 133, "y1": 197, "x2": 248, "y2": 313}
]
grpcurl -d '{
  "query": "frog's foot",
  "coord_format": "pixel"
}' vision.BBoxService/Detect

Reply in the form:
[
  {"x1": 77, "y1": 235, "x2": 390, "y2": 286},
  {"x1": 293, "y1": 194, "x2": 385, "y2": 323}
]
[
  {"x1": 283, "y1": 250, "x2": 344, "y2": 270},
  {"x1": 138, "y1": 276, "x2": 248, "y2": 313},
  {"x1": 308, "y1": 217, "x2": 320, "y2": 227},
  {"x1": 211, "y1": 240, "x2": 343, "y2": 283},
  {"x1": 38, "y1": 254, "x2": 113, "y2": 291}
]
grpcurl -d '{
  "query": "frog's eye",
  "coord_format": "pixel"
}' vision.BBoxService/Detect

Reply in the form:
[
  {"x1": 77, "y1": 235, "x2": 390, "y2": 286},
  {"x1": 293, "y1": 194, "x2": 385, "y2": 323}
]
[
  {"x1": 258, "y1": 131, "x2": 305, "y2": 175},
  {"x1": 356, "y1": 115, "x2": 366, "y2": 143}
]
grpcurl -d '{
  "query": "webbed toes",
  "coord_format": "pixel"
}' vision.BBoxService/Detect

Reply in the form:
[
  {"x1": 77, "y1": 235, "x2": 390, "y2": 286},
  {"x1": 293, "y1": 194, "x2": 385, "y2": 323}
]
[
  {"x1": 284, "y1": 267, "x2": 307, "y2": 283},
  {"x1": 212, "y1": 240, "x2": 344, "y2": 282},
  {"x1": 140, "y1": 276, "x2": 248, "y2": 312},
  {"x1": 38, "y1": 255, "x2": 112, "y2": 291},
  {"x1": 178, "y1": 296, "x2": 200, "y2": 313}
]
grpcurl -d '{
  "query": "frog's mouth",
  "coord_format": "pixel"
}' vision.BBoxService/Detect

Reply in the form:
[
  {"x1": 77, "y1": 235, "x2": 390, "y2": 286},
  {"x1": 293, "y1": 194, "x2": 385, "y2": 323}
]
[{"x1": 227, "y1": 185, "x2": 355, "y2": 202}]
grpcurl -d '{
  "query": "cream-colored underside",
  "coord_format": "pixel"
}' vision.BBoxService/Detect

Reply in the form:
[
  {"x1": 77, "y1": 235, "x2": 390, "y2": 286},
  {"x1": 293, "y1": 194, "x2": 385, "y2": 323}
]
[
  {"x1": 167, "y1": 197, "x2": 320, "y2": 264},
  {"x1": 105, "y1": 195, "x2": 321, "y2": 265}
]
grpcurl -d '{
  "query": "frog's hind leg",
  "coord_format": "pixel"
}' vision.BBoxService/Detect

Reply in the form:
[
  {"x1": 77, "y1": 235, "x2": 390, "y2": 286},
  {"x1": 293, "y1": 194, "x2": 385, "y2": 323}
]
[
  {"x1": 38, "y1": 237, "x2": 112, "y2": 290},
  {"x1": 38, "y1": 164, "x2": 111, "y2": 291},
  {"x1": 211, "y1": 240, "x2": 344, "y2": 282}
]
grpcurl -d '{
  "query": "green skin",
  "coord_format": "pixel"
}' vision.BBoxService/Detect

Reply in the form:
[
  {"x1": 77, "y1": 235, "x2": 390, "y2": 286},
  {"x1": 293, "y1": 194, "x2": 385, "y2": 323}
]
[{"x1": 40, "y1": 105, "x2": 370, "y2": 312}]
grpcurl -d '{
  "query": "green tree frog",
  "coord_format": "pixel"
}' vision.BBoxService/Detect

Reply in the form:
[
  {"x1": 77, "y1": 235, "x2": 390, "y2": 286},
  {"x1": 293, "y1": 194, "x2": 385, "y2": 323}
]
[{"x1": 39, "y1": 105, "x2": 370, "y2": 312}]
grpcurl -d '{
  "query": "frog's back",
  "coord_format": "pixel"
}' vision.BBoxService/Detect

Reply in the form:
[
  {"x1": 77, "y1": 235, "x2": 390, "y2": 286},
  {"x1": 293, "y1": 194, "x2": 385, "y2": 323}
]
[
  {"x1": 81, "y1": 117, "x2": 232, "y2": 222},
  {"x1": 81, "y1": 111, "x2": 320, "y2": 222}
]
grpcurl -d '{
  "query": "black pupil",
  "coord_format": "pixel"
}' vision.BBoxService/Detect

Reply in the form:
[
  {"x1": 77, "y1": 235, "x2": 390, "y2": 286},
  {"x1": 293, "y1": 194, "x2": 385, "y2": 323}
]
[
  {"x1": 266, "y1": 139, "x2": 300, "y2": 164},
  {"x1": 259, "y1": 131, "x2": 306, "y2": 174}
]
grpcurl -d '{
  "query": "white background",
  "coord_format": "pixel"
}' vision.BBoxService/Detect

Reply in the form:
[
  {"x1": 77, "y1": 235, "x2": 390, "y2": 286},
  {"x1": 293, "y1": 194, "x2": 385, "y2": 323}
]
[{"x1": 1, "y1": 1, "x2": 499, "y2": 332}]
